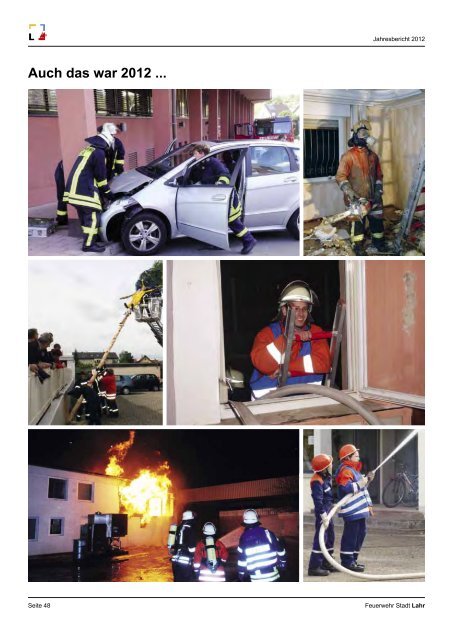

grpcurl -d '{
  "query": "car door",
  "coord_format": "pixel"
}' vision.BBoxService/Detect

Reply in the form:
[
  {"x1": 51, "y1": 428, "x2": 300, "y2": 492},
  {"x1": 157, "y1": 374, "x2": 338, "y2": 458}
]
[
  {"x1": 175, "y1": 149, "x2": 246, "y2": 250},
  {"x1": 244, "y1": 145, "x2": 299, "y2": 228}
]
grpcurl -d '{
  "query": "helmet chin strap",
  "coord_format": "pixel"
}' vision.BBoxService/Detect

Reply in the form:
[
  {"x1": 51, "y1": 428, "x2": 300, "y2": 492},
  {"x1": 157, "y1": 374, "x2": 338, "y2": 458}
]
[{"x1": 99, "y1": 131, "x2": 114, "y2": 147}]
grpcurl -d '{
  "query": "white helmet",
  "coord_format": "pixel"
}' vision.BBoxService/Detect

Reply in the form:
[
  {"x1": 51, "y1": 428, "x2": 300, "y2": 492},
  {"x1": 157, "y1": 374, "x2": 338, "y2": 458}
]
[
  {"x1": 202, "y1": 522, "x2": 216, "y2": 535},
  {"x1": 278, "y1": 280, "x2": 319, "y2": 308},
  {"x1": 243, "y1": 509, "x2": 259, "y2": 525},
  {"x1": 182, "y1": 510, "x2": 194, "y2": 521},
  {"x1": 100, "y1": 122, "x2": 118, "y2": 147}
]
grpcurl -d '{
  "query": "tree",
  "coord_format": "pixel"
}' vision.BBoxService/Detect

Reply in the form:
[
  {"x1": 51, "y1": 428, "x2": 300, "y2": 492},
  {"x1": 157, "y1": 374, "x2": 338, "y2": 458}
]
[
  {"x1": 137, "y1": 261, "x2": 162, "y2": 290},
  {"x1": 119, "y1": 350, "x2": 134, "y2": 363},
  {"x1": 73, "y1": 349, "x2": 79, "y2": 365}
]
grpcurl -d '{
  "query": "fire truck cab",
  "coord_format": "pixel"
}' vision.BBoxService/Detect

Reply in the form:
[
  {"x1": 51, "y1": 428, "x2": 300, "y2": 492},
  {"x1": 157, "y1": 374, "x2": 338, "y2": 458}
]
[{"x1": 234, "y1": 116, "x2": 294, "y2": 142}]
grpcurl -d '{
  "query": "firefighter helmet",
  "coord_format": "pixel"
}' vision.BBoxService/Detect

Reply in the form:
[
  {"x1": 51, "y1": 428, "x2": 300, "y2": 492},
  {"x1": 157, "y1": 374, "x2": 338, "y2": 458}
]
[
  {"x1": 352, "y1": 119, "x2": 371, "y2": 134},
  {"x1": 311, "y1": 454, "x2": 333, "y2": 472},
  {"x1": 202, "y1": 522, "x2": 216, "y2": 535},
  {"x1": 278, "y1": 280, "x2": 319, "y2": 308},
  {"x1": 339, "y1": 444, "x2": 359, "y2": 460},
  {"x1": 182, "y1": 510, "x2": 195, "y2": 521},
  {"x1": 243, "y1": 509, "x2": 259, "y2": 525},
  {"x1": 100, "y1": 122, "x2": 118, "y2": 147}
]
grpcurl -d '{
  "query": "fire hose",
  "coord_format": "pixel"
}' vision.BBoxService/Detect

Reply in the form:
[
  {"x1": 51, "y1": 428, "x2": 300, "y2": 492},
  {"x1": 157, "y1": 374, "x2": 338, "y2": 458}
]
[{"x1": 318, "y1": 429, "x2": 425, "y2": 580}]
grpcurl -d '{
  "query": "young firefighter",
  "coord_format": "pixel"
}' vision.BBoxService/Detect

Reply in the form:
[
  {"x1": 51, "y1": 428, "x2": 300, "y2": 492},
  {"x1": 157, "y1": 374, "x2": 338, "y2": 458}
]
[
  {"x1": 335, "y1": 444, "x2": 375, "y2": 572},
  {"x1": 308, "y1": 454, "x2": 338, "y2": 577},
  {"x1": 193, "y1": 522, "x2": 229, "y2": 582}
]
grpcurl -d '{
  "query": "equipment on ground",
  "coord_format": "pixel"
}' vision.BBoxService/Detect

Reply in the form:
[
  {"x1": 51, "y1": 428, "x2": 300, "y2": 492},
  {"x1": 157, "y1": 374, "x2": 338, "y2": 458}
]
[
  {"x1": 73, "y1": 512, "x2": 128, "y2": 563},
  {"x1": 28, "y1": 217, "x2": 57, "y2": 238}
]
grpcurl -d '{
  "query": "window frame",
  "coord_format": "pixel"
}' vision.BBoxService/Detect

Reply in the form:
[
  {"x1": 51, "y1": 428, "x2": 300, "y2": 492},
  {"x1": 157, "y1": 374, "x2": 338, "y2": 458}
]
[
  {"x1": 28, "y1": 89, "x2": 58, "y2": 116},
  {"x1": 28, "y1": 517, "x2": 39, "y2": 541},
  {"x1": 303, "y1": 116, "x2": 346, "y2": 184},
  {"x1": 77, "y1": 482, "x2": 94, "y2": 502},
  {"x1": 47, "y1": 477, "x2": 68, "y2": 500},
  {"x1": 49, "y1": 517, "x2": 64, "y2": 536}
]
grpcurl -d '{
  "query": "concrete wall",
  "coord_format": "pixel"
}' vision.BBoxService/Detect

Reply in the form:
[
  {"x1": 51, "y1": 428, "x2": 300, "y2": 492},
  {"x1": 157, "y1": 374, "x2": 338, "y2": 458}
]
[
  {"x1": 28, "y1": 364, "x2": 75, "y2": 425},
  {"x1": 167, "y1": 260, "x2": 224, "y2": 425}
]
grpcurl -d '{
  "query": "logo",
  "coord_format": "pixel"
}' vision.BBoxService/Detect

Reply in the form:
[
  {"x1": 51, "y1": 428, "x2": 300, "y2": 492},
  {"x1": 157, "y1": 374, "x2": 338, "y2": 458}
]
[{"x1": 29, "y1": 23, "x2": 47, "y2": 41}]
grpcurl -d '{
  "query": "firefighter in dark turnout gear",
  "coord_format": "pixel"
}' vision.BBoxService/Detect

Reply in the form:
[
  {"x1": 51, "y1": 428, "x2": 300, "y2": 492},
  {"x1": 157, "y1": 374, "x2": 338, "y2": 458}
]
[
  {"x1": 308, "y1": 454, "x2": 338, "y2": 577},
  {"x1": 54, "y1": 161, "x2": 68, "y2": 225},
  {"x1": 169, "y1": 510, "x2": 197, "y2": 582},
  {"x1": 63, "y1": 130, "x2": 113, "y2": 253},
  {"x1": 68, "y1": 372, "x2": 103, "y2": 425},
  {"x1": 192, "y1": 144, "x2": 257, "y2": 254},
  {"x1": 336, "y1": 120, "x2": 386, "y2": 255},
  {"x1": 97, "y1": 123, "x2": 125, "y2": 180},
  {"x1": 237, "y1": 509, "x2": 287, "y2": 582}
]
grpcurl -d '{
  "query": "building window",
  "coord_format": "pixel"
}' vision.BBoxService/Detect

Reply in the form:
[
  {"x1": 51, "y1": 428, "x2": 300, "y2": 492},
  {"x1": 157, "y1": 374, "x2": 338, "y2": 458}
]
[
  {"x1": 303, "y1": 120, "x2": 339, "y2": 179},
  {"x1": 29, "y1": 517, "x2": 39, "y2": 540},
  {"x1": 48, "y1": 477, "x2": 67, "y2": 500},
  {"x1": 176, "y1": 90, "x2": 189, "y2": 118},
  {"x1": 28, "y1": 89, "x2": 57, "y2": 115},
  {"x1": 303, "y1": 430, "x2": 314, "y2": 473},
  {"x1": 77, "y1": 482, "x2": 93, "y2": 501},
  {"x1": 202, "y1": 90, "x2": 209, "y2": 119},
  {"x1": 94, "y1": 89, "x2": 153, "y2": 117},
  {"x1": 49, "y1": 518, "x2": 64, "y2": 535}
]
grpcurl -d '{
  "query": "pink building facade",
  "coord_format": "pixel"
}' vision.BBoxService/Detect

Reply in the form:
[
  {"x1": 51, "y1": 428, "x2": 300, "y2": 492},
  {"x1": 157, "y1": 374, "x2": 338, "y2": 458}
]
[{"x1": 28, "y1": 89, "x2": 269, "y2": 210}]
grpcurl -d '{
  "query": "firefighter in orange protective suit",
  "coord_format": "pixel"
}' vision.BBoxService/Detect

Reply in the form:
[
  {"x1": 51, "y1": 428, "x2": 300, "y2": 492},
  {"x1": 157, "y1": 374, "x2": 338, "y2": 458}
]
[
  {"x1": 193, "y1": 522, "x2": 229, "y2": 582},
  {"x1": 336, "y1": 120, "x2": 386, "y2": 255},
  {"x1": 249, "y1": 280, "x2": 331, "y2": 399}
]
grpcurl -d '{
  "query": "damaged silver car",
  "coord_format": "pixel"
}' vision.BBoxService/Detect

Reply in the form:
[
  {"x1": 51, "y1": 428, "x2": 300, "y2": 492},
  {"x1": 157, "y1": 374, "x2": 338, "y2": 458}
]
[{"x1": 99, "y1": 140, "x2": 300, "y2": 255}]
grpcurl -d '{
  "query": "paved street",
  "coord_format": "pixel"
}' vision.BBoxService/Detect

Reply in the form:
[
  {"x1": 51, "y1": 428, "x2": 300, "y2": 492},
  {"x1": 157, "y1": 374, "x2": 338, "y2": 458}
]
[
  {"x1": 75, "y1": 391, "x2": 163, "y2": 426},
  {"x1": 29, "y1": 537, "x2": 299, "y2": 582},
  {"x1": 303, "y1": 524, "x2": 425, "y2": 582},
  {"x1": 28, "y1": 216, "x2": 300, "y2": 257}
]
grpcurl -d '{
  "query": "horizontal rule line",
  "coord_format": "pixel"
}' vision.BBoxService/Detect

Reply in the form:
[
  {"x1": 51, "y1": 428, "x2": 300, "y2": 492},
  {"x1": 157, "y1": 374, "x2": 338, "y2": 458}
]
[
  {"x1": 28, "y1": 596, "x2": 426, "y2": 599},
  {"x1": 27, "y1": 45, "x2": 425, "y2": 48}
]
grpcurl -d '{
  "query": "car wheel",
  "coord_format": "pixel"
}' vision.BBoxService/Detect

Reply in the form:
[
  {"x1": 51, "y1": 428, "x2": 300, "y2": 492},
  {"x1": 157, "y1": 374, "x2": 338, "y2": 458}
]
[
  {"x1": 121, "y1": 212, "x2": 167, "y2": 255},
  {"x1": 287, "y1": 209, "x2": 300, "y2": 240},
  {"x1": 122, "y1": 387, "x2": 131, "y2": 395}
]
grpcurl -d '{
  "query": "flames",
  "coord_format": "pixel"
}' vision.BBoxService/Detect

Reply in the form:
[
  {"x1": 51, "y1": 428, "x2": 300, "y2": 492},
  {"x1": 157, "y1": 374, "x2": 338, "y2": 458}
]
[
  {"x1": 105, "y1": 433, "x2": 174, "y2": 524},
  {"x1": 105, "y1": 431, "x2": 135, "y2": 476}
]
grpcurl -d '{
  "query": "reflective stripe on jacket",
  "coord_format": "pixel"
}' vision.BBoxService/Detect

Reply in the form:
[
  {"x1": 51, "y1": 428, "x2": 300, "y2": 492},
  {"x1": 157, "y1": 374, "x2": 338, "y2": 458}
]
[{"x1": 335, "y1": 462, "x2": 372, "y2": 521}]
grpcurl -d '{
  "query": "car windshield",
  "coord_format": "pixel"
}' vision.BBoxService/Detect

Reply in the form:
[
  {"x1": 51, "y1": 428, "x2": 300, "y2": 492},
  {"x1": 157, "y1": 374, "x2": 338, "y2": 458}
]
[{"x1": 136, "y1": 144, "x2": 200, "y2": 179}]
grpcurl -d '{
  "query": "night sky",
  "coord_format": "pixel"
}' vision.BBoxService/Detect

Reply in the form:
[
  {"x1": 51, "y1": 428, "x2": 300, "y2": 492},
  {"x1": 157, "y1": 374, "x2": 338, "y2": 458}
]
[{"x1": 28, "y1": 429, "x2": 299, "y2": 490}]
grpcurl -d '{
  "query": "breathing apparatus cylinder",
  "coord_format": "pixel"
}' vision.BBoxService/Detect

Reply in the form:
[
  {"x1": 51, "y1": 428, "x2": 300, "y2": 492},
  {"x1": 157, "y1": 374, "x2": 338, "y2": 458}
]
[
  {"x1": 205, "y1": 535, "x2": 217, "y2": 568},
  {"x1": 167, "y1": 523, "x2": 177, "y2": 548}
]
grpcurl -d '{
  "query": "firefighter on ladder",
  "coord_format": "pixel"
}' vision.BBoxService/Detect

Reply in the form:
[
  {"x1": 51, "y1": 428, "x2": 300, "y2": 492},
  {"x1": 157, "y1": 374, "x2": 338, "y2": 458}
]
[
  {"x1": 250, "y1": 280, "x2": 331, "y2": 399},
  {"x1": 336, "y1": 120, "x2": 387, "y2": 255},
  {"x1": 168, "y1": 510, "x2": 197, "y2": 581},
  {"x1": 63, "y1": 124, "x2": 116, "y2": 253},
  {"x1": 191, "y1": 144, "x2": 257, "y2": 255},
  {"x1": 335, "y1": 444, "x2": 375, "y2": 572},
  {"x1": 308, "y1": 454, "x2": 339, "y2": 576},
  {"x1": 193, "y1": 522, "x2": 229, "y2": 582},
  {"x1": 237, "y1": 509, "x2": 287, "y2": 582}
]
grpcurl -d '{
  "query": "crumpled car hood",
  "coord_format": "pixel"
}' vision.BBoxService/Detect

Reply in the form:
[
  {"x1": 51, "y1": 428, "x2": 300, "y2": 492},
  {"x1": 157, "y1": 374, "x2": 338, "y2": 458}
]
[{"x1": 109, "y1": 169, "x2": 153, "y2": 195}]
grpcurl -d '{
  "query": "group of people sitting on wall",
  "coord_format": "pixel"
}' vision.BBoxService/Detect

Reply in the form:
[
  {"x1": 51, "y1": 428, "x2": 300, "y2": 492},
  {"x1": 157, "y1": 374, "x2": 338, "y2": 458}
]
[{"x1": 28, "y1": 328, "x2": 65, "y2": 383}]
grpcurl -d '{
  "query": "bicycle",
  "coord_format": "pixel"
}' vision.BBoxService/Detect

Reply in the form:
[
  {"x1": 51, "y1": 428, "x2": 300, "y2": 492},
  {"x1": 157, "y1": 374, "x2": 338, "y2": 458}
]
[{"x1": 382, "y1": 462, "x2": 419, "y2": 508}]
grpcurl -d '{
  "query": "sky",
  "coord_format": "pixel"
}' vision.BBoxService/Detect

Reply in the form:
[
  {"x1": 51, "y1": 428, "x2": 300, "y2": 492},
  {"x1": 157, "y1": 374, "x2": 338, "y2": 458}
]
[
  {"x1": 28, "y1": 260, "x2": 162, "y2": 359},
  {"x1": 28, "y1": 429, "x2": 299, "y2": 489}
]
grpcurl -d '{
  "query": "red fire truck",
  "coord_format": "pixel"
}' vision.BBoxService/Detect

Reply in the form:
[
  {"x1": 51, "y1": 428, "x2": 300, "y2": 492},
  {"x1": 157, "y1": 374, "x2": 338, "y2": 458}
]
[{"x1": 234, "y1": 116, "x2": 294, "y2": 142}]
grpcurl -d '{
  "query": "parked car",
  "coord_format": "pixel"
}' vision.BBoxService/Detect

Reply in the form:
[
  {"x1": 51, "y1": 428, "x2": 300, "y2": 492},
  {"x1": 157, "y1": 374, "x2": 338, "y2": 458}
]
[
  {"x1": 100, "y1": 140, "x2": 300, "y2": 255},
  {"x1": 115, "y1": 374, "x2": 161, "y2": 395}
]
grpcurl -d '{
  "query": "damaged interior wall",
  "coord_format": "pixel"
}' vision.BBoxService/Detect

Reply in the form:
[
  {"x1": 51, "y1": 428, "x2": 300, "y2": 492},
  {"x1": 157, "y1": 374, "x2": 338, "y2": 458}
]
[
  {"x1": 304, "y1": 94, "x2": 424, "y2": 220},
  {"x1": 365, "y1": 261, "x2": 424, "y2": 396}
]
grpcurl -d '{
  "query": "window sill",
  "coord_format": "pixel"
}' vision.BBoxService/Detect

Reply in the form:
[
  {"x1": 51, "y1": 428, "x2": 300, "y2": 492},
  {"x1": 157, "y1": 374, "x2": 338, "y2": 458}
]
[{"x1": 303, "y1": 176, "x2": 336, "y2": 184}]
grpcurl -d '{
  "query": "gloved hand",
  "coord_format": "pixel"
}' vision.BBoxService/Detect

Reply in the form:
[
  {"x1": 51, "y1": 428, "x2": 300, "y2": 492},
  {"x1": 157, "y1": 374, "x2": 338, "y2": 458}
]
[
  {"x1": 357, "y1": 476, "x2": 368, "y2": 489},
  {"x1": 340, "y1": 181, "x2": 358, "y2": 203},
  {"x1": 367, "y1": 470, "x2": 376, "y2": 482},
  {"x1": 321, "y1": 512, "x2": 330, "y2": 529}
]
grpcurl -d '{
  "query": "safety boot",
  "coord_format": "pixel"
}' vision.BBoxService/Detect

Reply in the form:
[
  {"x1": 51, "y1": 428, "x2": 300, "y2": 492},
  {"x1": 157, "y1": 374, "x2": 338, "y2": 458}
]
[
  {"x1": 56, "y1": 214, "x2": 68, "y2": 226},
  {"x1": 352, "y1": 242, "x2": 366, "y2": 256},
  {"x1": 344, "y1": 562, "x2": 365, "y2": 573},
  {"x1": 241, "y1": 236, "x2": 257, "y2": 255},
  {"x1": 322, "y1": 560, "x2": 340, "y2": 572},
  {"x1": 82, "y1": 243, "x2": 106, "y2": 253},
  {"x1": 308, "y1": 566, "x2": 330, "y2": 577}
]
